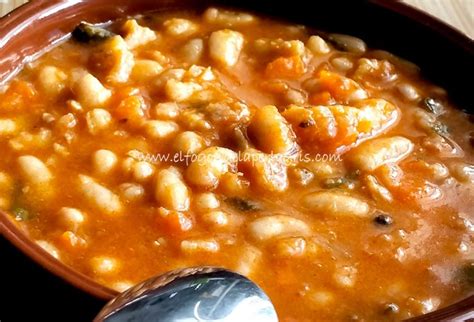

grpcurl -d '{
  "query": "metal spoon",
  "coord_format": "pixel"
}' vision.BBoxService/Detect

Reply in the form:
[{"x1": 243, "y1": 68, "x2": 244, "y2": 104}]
[{"x1": 94, "y1": 267, "x2": 278, "y2": 322}]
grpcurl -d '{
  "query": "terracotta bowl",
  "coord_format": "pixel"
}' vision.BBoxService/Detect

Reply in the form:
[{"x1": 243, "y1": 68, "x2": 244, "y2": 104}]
[{"x1": 0, "y1": 0, "x2": 472, "y2": 320}]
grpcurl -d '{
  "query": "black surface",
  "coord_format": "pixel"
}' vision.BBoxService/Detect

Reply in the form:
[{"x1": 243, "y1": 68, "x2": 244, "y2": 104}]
[{"x1": 1, "y1": 236, "x2": 104, "y2": 322}]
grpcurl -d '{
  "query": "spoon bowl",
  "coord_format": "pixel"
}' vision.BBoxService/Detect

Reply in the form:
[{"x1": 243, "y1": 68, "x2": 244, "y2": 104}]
[{"x1": 94, "y1": 267, "x2": 278, "y2": 322}]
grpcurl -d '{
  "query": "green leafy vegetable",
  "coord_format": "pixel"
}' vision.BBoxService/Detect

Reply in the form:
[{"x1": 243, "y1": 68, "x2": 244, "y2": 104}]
[
  {"x1": 72, "y1": 22, "x2": 115, "y2": 43},
  {"x1": 12, "y1": 207, "x2": 31, "y2": 221},
  {"x1": 226, "y1": 197, "x2": 261, "y2": 212}
]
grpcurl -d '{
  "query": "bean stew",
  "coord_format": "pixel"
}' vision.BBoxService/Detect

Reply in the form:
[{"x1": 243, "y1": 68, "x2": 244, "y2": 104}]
[{"x1": 0, "y1": 7, "x2": 473, "y2": 321}]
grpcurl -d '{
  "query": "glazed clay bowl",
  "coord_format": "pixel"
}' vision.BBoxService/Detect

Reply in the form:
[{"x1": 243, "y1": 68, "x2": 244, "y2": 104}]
[{"x1": 0, "y1": 0, "x2": 473, "y2": 320}]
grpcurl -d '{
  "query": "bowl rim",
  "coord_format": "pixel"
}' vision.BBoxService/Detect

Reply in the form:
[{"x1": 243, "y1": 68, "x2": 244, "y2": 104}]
[{"x1": 0, "y1": 0, "x2": 473, "y2": 319}]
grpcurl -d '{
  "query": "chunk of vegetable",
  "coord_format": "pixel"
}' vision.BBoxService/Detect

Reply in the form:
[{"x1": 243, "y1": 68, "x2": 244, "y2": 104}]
[
  {"x1": 283, "y1": 99, "x2": 399, "y2": 153},
  {"x1": 90, "y1": 35, "x2": 135, "y2": 84},
  {"x1": 72, "y1": 22, "x2": 115, "y2": 43},
  {"x1": 225, "y1": 197, "x2": 261, "y2": 212}
]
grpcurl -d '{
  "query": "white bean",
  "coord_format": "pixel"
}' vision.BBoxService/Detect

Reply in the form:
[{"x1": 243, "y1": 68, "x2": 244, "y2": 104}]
[
  {"x1": 163, "y1": 18, "x2": 198, "y2": 37},
  {"x1": 273, "y1": 237, "x2": 307, "y2": 258},
  {"x1": 153, "y1": 102, "x2": 180, "y2": 119},
  {"x1": 165, "y1": 79, "x2": 202, "y2": 102},
  {"x1": 181, "y1": 238, "x2": 219, "y2": 253},
  {"x1": 37, "y1": 66, "x2": 67, "y2": 98},
  {"x1": 73, "y1": 73, "x2": 111, "y2": 109},
  {"x1": 194, "y1": 192, "x2": 220, "y2": 212},
  {"x1": 248, "y1": 105, "x2": 297, "y2": 154},
  {"x1": 180, "y1": 38, "x2": 204, "y2": 64},
  {"x1": 306, "y1": 35, "x2": 330, "y2": 54},
  {"x1": 248, "y1": 215, "x2": 310, "y2": 241},
  {"x1": 331, "y1": 57, "x2": 353, "y2": 72},
  {"x1": 449, "y1": 162, "x2": 474, "y2": 183},
  {"x1": 118, "y1": 183, "x2": 145, "y2": 202},
  {"x1": 143, "y1": 120, "x2": 179, "y2": 139},
  {"x1": 209, "y1": 29, "x2": 244, "y2": 67},
  {"x1": 78, "y1": 175, "x2": 122, "y2": 215},
  {"x1": 0, "y1": 119, "x2": 18, "y2": 136},
  {"x1": 333, "y1": 265, "x2": 358, "y2": 287},
  {"x1": 155, "y1": 167, "x2": 190, "y2": 211},
  {"x1": 328, "y1": 33, "x2": 366, "y2": 54},
  {"x1": 58, "y1": 207, "x2": 85, "y2": 230},
  {"x1": 91, "y1": 256, "x2": 120, "y2": 274},
  {"x1": 235, "y1": 245, "x2": 261, "y2": 277},
  {"x1": 173, "y1": 131, "x2": 204, "y2": 155},
  {"x1": 92, "y1": 149, "x2": 117, "y2": 175},
  {"x1": 185, "y1": 147, "x2": 238, "y2": 189},
  {"x1": 365, "y1": 175, "x2": 393, "y2": 203},
  {"x1": 131, "y1": 59, "x2": 163, "y2": 82},
  {"x1": 347, "y1": 136, "x2": 414, "y2": 172},
  {"x1": 122, "y1": 19, "x2": 157, "y2": 49},
  {"x1": 86, "y1": 109, "x2": 112, "y2": 135},
  {"x1": 18, "y1": 155, "x2": 52, "y2": 184},
  {"x1": 302, "y1": 191, "x2": 370, "y2": 217},
  {"x1": 204, "y1": 8, "x2": 256, "y2": 27},
  {"x1": 132, "y1": 161, "x2": 155, "y2": 182},
  {"x1": 201, "y1": 210, "x2": 228, "y2": 228},
  {"x1": 397, "y1": 83, "x2": 420, "y2": 102}
]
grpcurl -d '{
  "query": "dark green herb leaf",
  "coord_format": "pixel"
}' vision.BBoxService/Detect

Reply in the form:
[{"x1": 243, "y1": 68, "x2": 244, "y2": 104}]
[
  {"x1": 226, "y1": 197, "x2": 261, "y2": 212},
  {"x1": 12, "y1": 207, "x2": 31, "y2": 221},
  {"x1": 322, "y1": 177, "x2": 347, "y2": 188},
  {"x1": 422, "y1": 97, "x2": 444, "y2": 115},
  {"x1": 72, "y1": 22, "x2": 115, "y2": 43}
]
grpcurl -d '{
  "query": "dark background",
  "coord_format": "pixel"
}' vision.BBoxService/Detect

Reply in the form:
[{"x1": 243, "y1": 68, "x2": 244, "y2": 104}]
[{"x1": 1, "y1": 236, "x2": 104, "y2": 321}]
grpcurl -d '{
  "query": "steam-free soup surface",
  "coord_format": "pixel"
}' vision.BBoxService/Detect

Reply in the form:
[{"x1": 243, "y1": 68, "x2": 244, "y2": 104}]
[{"x1": 0, "y1": 7, "x2": 473, "y2": 321}]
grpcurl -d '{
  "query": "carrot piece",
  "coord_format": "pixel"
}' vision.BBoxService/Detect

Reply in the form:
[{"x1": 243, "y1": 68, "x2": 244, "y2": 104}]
[
  {"x1": 0, "y1": 80, "x2": 37, "y2": 111},
  {"x1": 114, "y1": 95, "x2": 146, "y2": 125},
  {"x1": 317, "y1": 70, "x2": 361, "y2": 103},
  {"x1": 265, "y1": 55, "x2": 305, "y2": 79},
  {"x1": 157, "y1": 208, "x2": 193, "y2": 235},
  {"x1": 308, "y1": 91, "x2": 335, "y2": 105},
  {"x1": 58, "y1": 231, "x2": 87, "y2": 251}
]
